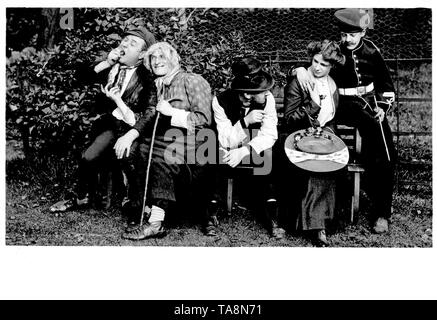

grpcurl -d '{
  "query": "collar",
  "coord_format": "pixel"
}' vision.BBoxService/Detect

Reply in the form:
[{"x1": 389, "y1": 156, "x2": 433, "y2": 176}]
[
  {"x1": 351, "y1": 40, "x2": 364, "y2": 52},
  {"x1": 154, "y1": 67, "x2": 181, "y2": 98},
  {"x1": 340, "y1": 39, "x2": 364, "y2": 53},
  {"x1": 120, "y1": 60, "x2": 143, "y2": 70},
  {"x1": 155, "y1": 67, "x2": 181, "y2": 87}
]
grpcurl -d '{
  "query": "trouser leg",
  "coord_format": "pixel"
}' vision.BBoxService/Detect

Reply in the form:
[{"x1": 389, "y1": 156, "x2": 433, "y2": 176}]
[
  {"x1": 76, "y1": 130, "x2": 116, "y2": 200},
  {"x1": 123, "y1": 142, "x2": 150, "y2": 222},
  {"x1": 126, "y1": 140, "x2": 184, "y2": 221},
  {"x1": 337, "y1": 96, "x2": 396, "y2": 220},
  {"x1": 274, "y1": 135, "x2": 306, "y2": 231}
]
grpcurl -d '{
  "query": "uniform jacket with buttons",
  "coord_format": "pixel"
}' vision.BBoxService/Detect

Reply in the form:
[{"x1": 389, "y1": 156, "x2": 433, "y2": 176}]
[
  {"x1": 289, "y1": 38, "x2": 395, "y2": 100},
  {"x1": 330, "y1": 38, "x2": 395, "y2": 97}
]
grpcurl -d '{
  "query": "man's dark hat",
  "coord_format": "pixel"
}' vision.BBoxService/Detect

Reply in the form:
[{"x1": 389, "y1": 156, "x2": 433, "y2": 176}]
[
  {"x1": 334, "y1": 8, "x2": 371, "y2": 33},
  {"x1": 231, "y1": 57, "x2": 274, "y2": 92},
  {"x1": 123, "y1": 26, "x2": 156, "y2": 49}
]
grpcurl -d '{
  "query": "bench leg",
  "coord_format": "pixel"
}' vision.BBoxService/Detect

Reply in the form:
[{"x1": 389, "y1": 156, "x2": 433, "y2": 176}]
[
  {"x1": 105, "y1": 170, "x2": 114, "y2": 210},
  {"x1": 351, "y1": 172, "x2": 361, "y2": 223},
  {"x1": 227, "y1": 178, "x2": 233, "y2": 215}
]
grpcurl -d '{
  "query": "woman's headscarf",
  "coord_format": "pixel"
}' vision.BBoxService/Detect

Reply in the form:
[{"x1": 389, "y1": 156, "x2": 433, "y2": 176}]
[{"x1": 144, "y1": 42, "x2": 181, "y2": 99}]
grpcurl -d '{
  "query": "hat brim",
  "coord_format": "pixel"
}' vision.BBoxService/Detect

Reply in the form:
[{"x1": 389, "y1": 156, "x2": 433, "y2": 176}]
[
  {"x1": 336, "y1": 20, "x2": 364, "y2": 33},
  {"x1": 284, "y1": 129, "x2": 349, "y2": 172},
  {"x1": 123, "y1": 29, "x2": 156, "y2": 47},
  {"x1": 231, "y1": 71, "x2": 275, "y2": 92}
]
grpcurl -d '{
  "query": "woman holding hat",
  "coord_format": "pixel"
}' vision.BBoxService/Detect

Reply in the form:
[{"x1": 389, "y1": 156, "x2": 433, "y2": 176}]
[
  {"x1": 293, "y1": 9, "x2": 397, "y2": 235},
  {"x1": 278, "y1": 40, "x2": 346, "y2": 246}
]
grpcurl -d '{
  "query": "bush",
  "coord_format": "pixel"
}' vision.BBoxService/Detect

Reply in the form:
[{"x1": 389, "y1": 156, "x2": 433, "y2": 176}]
[
  {"x1": 6, "y1": 45, "x2": 93, "y2": 156},
  {"x1": 6, "y1": 8, "x2": 287, "y2": 161}
]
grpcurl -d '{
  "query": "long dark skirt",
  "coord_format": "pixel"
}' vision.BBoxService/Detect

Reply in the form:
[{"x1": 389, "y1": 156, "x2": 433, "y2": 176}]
[
  {"x1": 121, "y1": 133, "x2": 208, "y2": 216},
  {"x1": 298, "y1": 173, "x2": 336, "y2": 230},
  {"x1": 274, "y1": 136, "x2": 339, "y2": 231}
]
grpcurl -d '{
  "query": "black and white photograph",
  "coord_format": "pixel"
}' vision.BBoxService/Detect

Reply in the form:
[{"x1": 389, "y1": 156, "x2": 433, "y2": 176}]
[{"x1": 1, "y1": 0, "x2": 436, "y2": 301}]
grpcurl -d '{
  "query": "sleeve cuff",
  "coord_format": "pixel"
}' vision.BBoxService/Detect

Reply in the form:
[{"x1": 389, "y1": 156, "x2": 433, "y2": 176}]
[
  {"x1": 112, "y1": 107, "x2": 136, "y2": 126},
  {"x1": 248, "y1": 142, "x2": 261, "y2": 155},
  {"x1": 382, "y1": 92, "x2": 395, "y2": 100},
  {"x1": 171, "y1": 108, "x2": 190, "y2": 129}
]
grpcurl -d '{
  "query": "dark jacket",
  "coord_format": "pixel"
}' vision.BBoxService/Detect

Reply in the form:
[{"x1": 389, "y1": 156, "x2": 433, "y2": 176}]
[
  {"x1": 330, "y1": 38, "x2": 394, "y2": 97},
  {"x1": 288, "y1": 38, "x2": 394, "y2": 103},
  {"x1": 216, "y1": 89, "x2": 265, "y2": 130},
  {"x1": 283, "y1": 76, "x2": 338, "y2": 134},
  {"x1": 77, "y1": 61, "x2": 157, "y2": 137}
]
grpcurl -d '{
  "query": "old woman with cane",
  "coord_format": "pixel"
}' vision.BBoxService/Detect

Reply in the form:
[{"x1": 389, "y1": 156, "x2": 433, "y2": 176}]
[{"x1": 122, "y1": 42, "x2": 212, "y2": 240}]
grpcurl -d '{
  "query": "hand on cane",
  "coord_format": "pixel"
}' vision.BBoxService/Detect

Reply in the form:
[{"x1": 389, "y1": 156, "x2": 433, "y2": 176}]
[
  {"x1": 156, "y1": 100, "x2": 175, "y2": 116},
  {"x1": 155, "y1": 97, "x2": 183, "y2": 116},
  {"x1": 373, "y1": 106, "x2": 385, "y2": 122}
]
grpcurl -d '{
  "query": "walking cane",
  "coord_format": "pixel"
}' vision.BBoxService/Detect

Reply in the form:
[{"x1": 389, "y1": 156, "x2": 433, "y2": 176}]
[
  {"x1": 138, "y1": 97, "x2": 182, "y2": 227},
  {"x1": 139, "y1": 111, "x2": 160, "y2": 227},
  {"x1": 373, "y1": 95, "x2": 391, "y2": 162}
]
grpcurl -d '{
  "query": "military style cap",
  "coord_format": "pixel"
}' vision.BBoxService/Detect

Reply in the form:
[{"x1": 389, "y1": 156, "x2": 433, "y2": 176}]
[
  {"x1": 334, "y1": 8, "x2": 371, "y2": 33},
  {"x1": 123, "y1": 26, "x2": 156, "y2": 49}
]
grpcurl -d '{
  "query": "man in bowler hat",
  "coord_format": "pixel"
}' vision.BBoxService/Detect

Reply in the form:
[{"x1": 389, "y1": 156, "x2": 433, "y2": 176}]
[
  {"x1": 293, "y1": 8, "x2": 397, "y2": 234},
  {"x1": 50, "y1": 26, "x2": 157, "y2": 213},
  {"x1": 206, "y1": 57, "x2": 285, "y2": 239}
]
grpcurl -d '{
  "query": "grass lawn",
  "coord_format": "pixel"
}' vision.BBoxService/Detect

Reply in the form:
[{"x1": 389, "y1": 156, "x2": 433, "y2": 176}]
[{"x1": 5, "y1": 177, "x2": 432, "y2": 247}]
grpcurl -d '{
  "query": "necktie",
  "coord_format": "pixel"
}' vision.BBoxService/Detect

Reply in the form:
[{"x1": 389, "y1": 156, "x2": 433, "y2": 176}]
[
  {"x1": 114, "y1": 66, "x2": 128, "y2": 90},
  {"x1": 240, "y1": 107, "x2": 248, "y2": 119}
]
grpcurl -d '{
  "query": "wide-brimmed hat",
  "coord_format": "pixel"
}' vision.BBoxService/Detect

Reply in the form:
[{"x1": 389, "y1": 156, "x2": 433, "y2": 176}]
[
  {"x1": 123, "y1": 26, "x2": 156, "y2": 49},
  {"x1": 284, "y1": 127, "x2": 349, "y2": 172},
  {"x1": 231, "y1": 57, "x2": 274, "y2": 92},
  {"x1": 334, "y1": 8, "x2": 371, "y2": 33}
]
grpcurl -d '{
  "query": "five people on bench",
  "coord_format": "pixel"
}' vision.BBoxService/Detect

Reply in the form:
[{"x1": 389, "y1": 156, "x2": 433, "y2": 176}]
[{"x1": 50, "y1": 8, "x2": 396, "y2": 244}]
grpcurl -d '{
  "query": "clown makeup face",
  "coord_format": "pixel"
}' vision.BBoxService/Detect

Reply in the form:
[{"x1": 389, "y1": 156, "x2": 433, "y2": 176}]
[{"x1": 340, "y1": 31, "x2": 366, "y2": 50}]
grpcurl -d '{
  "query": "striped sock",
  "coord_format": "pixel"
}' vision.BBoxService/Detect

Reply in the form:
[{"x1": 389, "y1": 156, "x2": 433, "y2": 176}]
[{"x1": 149, "y1": 205, "x2": 165, "y2": 223}]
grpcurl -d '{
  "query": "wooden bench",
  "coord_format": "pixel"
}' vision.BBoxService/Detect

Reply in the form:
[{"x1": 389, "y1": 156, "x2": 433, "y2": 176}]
[
  {"x1": 335, "y1": 124, "x2": 365, "y2": 223},
  {"x1": 225, "y1": 91, "x2": 365, "y2": 223}
]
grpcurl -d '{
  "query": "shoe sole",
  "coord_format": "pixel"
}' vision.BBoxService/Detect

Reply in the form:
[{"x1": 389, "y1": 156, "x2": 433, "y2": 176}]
[{"x1": 122, "y1": 230, "x2": 167, "y2": 241}]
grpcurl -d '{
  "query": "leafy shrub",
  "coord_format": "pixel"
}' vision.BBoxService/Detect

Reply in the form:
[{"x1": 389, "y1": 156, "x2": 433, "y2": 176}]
[
  {"x1": 6, "y1": 45, "x2": 93, "y2": 156},
  {"x1": 6, "y1": 8, "x2": 287, "y2": 161},
  {"x1": 7, "y1": 8, "x2": 427, "y2": 193}
]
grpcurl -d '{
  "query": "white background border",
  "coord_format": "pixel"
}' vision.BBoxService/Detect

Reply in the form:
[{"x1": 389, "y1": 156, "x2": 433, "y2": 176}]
[{"x1": 1, "y1": 0, "x2": 435, "y2": 300}]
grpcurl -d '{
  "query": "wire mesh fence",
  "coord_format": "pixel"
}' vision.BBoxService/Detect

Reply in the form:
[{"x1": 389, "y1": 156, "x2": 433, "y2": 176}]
[
  {"x1": 186, "y1": 8, "x2": 431, "y2": 60},
  {"x1": 66, "y1": 8, "x2": 431, "y2": 60}
]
